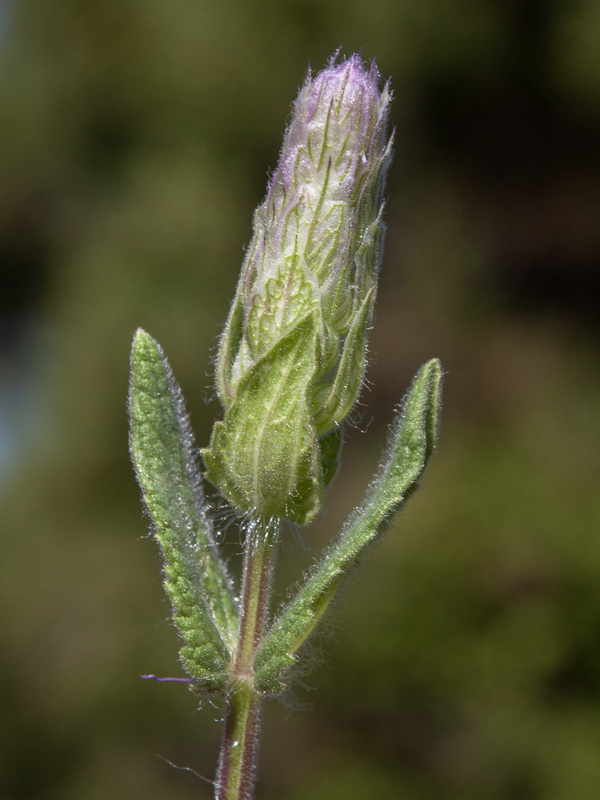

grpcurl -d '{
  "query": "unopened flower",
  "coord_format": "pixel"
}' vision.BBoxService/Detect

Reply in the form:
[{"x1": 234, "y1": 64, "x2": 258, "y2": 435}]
[{"x1": 203, "y1": 53, "x2": 393, "y2": 524}]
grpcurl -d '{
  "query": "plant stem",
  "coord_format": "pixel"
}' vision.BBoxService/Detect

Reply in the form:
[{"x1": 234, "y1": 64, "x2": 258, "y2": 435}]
[
  {"x1": 215, "y1": 520, "x2": 277, "y2": 800},
  {"x1": 215, "y1": 684, "x2": 262, "y2": 800}
]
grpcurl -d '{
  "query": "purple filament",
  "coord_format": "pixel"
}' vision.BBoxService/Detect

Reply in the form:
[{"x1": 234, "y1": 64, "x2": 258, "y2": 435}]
[{"x1": 140, "y1": 673, "x2": 191, "y2": 683}]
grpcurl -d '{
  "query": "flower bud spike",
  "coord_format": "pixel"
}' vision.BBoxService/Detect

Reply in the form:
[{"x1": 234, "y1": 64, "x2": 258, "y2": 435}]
[{"x1": 204, "y1": 54, "x2": 393, "y2": 525}]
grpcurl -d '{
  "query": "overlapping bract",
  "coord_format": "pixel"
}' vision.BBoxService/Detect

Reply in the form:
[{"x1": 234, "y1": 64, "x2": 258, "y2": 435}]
[{"x1": 204, "y1": 55, "x2": 393, "y2": 524}]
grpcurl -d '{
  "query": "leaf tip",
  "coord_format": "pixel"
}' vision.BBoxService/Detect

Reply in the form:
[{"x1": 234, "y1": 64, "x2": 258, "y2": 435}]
[{"x1": 417, "y1": 358, "x2": 443, "y2": 463}]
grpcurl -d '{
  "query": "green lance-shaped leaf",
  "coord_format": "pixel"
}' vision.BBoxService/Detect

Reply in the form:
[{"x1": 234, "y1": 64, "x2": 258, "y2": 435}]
[
  {"x1": 254, "y1": 358, "x2": 443, "y2": 693},
  {"x1": 128, "y1": 328, "x2": 239, "y2": 691}
]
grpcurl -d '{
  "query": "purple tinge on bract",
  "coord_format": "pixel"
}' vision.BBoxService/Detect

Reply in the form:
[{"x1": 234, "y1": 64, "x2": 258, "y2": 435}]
[{"x1": 276, "y1": 53, "x2": 390, "y2": 203}]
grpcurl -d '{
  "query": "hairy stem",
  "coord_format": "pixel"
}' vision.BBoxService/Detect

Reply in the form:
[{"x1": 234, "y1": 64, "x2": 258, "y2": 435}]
[
  {"x1": 215, "y1": 685, "x2": 262, "y2": 800},
  {"x1": 215, "y1": 520, "x2": 277, "y2": 800}
]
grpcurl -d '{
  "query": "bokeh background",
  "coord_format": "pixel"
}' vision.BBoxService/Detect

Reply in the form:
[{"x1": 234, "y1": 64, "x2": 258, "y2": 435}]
[{"x1": 1, "y1": 1, "x2": 599, "y2": 798}]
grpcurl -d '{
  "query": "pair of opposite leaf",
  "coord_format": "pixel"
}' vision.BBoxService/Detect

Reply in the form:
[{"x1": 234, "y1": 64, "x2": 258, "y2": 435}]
[{"x1": 129, "y1": 330, "x2": 441, "y2": 694}]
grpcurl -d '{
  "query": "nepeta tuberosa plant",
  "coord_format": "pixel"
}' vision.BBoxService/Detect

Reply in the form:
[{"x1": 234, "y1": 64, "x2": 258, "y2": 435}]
[{"x1": 128, "y1": 53, "x2": 442, "y2": 800}]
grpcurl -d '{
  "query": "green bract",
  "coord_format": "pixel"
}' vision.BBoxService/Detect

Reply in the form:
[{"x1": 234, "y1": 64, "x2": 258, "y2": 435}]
[{"x1": 203, "y1": 55, "x2": 393, "y2": 524}]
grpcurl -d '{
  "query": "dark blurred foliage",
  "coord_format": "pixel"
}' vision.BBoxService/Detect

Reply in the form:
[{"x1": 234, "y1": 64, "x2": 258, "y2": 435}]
[{"x1": 1, "y1": 1, "x2": 599, "y2": 798}]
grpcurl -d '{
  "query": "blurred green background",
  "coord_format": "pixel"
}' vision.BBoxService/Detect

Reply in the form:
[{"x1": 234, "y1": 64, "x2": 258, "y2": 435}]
[{"x1": 1, "y1": 1, "x2": 599, "y2": 798}]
